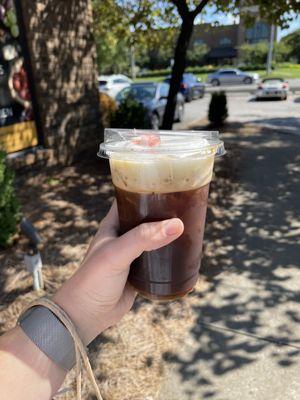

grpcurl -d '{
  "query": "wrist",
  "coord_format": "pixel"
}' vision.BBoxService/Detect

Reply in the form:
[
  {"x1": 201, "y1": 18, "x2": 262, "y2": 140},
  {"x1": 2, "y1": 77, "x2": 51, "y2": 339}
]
[{"x1": 53, "y1": 281, "x2": 102, "y2": 345}]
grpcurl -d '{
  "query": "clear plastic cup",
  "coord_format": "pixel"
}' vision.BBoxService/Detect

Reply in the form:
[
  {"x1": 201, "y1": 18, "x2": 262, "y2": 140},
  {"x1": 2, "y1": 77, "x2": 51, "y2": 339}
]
[{"x1": 98, "y1": 129, "x2": 225, "y2": 300}]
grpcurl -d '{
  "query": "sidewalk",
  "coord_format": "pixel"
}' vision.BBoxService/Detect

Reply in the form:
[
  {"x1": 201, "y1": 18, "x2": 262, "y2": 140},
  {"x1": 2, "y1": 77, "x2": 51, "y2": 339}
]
[{"x1": 158, "y1": 123, "x2": 300, "y2": 399}]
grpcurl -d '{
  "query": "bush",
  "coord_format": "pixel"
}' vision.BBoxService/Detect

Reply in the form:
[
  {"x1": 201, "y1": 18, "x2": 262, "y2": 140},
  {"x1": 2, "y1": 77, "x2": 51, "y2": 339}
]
[
  {"x1": 208, "y1": 91, "x2": 228, "y2": 126},
  {"x1": 282, "y1": 29, "x2": 300, "y2": 63},
  {"x1": 186, "y1": 44, "x2": 208, "y2": 66},
  {"x1": 111, "y1": 95, "x2": 150, "y2": 129},
  {"x1": 239, "y1": 41, "x2": 292, "y2": 68},
  {"x1": 99, "y1": 92, "x2": 117, "y2": 128},
  {"x1": 137, "y1": 65, "x2": 218, "y2": 78},
  {"x1": 0, "y1": 151, "x2": 20, "y2": 247}
]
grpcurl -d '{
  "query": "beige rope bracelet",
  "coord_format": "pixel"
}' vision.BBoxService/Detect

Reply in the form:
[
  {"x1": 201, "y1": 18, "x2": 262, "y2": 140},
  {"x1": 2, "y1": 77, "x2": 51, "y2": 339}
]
[{"x1": 21, "y1": 297, "x2": 103, "y2": 400}]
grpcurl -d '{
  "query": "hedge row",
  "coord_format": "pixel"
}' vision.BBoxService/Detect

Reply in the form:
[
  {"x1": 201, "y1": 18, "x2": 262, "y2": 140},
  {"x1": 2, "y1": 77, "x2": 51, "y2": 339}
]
[{"x1": 137, "y1": 64, "x2": 272, "y2": 78}]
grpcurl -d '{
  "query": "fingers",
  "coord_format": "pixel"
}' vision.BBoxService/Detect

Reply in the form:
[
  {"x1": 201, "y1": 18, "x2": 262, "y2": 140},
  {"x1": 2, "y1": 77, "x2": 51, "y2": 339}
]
[
  {"x1": 84, "y1": 201, "x2": 119, "y2": 261},
  {"x1": 99, "y1": 200, "x2": 119, "y2": 235},
  {"x1": 106, "y1": 218, "x2": 184, "y2": 271}
]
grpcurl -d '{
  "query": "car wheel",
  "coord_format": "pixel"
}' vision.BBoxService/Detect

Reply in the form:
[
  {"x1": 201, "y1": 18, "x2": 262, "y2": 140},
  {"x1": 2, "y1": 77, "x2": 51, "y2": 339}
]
[
  {"x1": 150, "y1": 113, "x2": 160, "y2": 130},
  {"x1": 244, "y1": 77, "x2": 252, "y2": 84},
  {"x1": 175, "y1": 103, "x2": 184, "y2": 122},
  {"x1": 185, "y1": 91, "x2": 192, "y2": 102},
  {"x1": 211, "y1": 79, "x2": 220, "y2": 86},
  {"x1": 195, "y1": 89, "x2": 202, "y2": 99},
  {"x1": 282, "y1": 95, "x2": 287, "y2": 100}
]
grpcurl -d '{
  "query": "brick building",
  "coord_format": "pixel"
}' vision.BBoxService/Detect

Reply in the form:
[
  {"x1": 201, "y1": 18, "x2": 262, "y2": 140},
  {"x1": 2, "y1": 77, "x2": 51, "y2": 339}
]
[{"x1": 191, "y1": 19, "x2": 276, "y2": 65}]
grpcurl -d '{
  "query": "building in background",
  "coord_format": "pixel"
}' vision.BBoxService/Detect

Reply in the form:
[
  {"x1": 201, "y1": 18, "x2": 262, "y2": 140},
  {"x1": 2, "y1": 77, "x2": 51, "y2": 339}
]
[
  {"x1": 191, "y1": 13, "x2": 276, "y2": 65},
  {"x1": 191, "y1": 24, "x2": 239, "y2": 65}
]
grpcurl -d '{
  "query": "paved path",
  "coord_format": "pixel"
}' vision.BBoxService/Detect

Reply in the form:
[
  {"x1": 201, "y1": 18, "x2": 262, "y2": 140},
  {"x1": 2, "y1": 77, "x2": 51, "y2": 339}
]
[
  {"x1": 174, "y1": 92, "x2": 300, "y2": 134},
  {"x1": 159, "y1": 120, "x2": 300, "y2": 399}
]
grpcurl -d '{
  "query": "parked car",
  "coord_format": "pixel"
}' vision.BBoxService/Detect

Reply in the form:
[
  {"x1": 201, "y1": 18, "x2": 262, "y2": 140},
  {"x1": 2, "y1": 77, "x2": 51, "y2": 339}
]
[
  {"x1": 98, "y1": 74, "x2": 132, "y2": 98},
  {"x1": 207, "y1": 69, "x2": 259, "y2": 86},
  {"x1": 255, "y1": 78, "x2": 288, "y2": 100},
  {"x1": 116, "y1": 82, "x2": 185, "y2": 129},
  {"x1": 164, "y1": 73, "x2": 205, "y2": 102}
]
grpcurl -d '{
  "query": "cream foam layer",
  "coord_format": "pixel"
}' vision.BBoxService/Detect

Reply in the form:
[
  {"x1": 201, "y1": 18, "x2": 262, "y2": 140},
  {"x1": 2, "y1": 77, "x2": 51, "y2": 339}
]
[{"x1": 109, "y1": 156, "x2": 215, "y2": 193}]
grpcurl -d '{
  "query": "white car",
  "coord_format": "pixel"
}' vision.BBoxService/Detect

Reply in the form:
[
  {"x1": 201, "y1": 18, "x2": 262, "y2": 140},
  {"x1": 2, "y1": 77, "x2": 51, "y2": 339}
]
[
  {"x1": 255, "y1": 78, "x2": 288, "y2": 100},
  {"x1": 98, "y1": 74, "x2": 132, "y2": 98}
]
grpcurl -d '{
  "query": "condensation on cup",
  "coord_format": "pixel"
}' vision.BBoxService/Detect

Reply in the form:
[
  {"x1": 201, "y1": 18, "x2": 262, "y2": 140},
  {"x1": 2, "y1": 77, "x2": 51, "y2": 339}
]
[{"x1": 98, "y1": 129, "x2": 226, "y2": 301}]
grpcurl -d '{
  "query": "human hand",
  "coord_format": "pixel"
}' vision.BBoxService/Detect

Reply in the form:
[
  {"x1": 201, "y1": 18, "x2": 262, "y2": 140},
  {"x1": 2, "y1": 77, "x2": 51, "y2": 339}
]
[{"x1": 53, "y1": 201, "x2": 184, "y2": 344}]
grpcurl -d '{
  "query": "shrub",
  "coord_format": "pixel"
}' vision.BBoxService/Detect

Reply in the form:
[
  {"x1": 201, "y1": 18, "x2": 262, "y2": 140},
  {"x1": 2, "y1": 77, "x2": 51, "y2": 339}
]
[
  {"x1": 186, "y1": 44, "x2": 208, "y2": 66},
  {"x1": 99, "y1": 92, "x2": 117, "y2": 128},
  {"x1": 137, "y1": 65, "x2": 218, "y2": 78},
  {"x1": 208, "y1": 91, "x2": 228, "y2": 126},
  {"x1": 0, "y1": 151, "x2": 20, "y2": 247},
  {"x1": 282, "y1": 29, "x2": 300, "y2": 63},
  {"x1": 111, "y1": 95, "x2": 150, "y2": 129},
  {"x1": 239, "y1": 41, "x2": 292, "y2": 68}
]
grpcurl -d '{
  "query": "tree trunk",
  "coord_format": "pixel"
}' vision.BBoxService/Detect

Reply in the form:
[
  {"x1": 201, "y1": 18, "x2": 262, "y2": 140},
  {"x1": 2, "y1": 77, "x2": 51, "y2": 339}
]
[{"x1": 162, "y1": 17, "x2": 194, "y2": 130}]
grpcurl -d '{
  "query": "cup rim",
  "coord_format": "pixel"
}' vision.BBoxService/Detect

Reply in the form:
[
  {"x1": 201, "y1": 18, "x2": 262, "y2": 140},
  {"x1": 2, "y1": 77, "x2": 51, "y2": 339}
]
[{"x1": 98, "y1": 129, "x2": 226, "y2": 159}]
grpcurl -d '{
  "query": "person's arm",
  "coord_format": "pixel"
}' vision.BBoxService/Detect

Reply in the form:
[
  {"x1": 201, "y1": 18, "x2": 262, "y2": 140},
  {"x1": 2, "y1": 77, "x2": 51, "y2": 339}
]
[{"x1": 0, "y1": 202, "x2": 184, "y2": 400}]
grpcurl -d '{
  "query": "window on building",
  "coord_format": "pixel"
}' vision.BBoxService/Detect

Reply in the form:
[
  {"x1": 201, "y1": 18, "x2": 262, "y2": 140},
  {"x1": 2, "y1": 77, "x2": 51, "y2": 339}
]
[
  {"x1": 246, "y1": 22, "x2": 270, "y2": 44},
  {"x1": 194, "y1": 38, "x2": 205, "y2": 46},
  {"x1": 219, "y1": 37, "x2": 232, "y2": 46}
]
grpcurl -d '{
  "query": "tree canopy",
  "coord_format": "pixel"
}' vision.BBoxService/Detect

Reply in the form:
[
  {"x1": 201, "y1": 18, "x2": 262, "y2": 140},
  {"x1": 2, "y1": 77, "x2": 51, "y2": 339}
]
[
  {"x1": 93, "y1": 0, "x2": 300, "y2": 74},
  {"x1": 281, "y1": 28, "x2": 300, "y2": 63}
]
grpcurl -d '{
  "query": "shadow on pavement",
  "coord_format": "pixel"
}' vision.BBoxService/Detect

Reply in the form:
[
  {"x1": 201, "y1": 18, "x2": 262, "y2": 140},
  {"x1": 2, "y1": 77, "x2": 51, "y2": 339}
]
[
  {"x1": 158, "y1": 120, "x2": 300, "y2": 398},
  {"x1": 245, "y1": 116, "x2": 300, "y2": 134},
  {"x1": 1, "y1": 120, "x2": 300, "y2": 398}
]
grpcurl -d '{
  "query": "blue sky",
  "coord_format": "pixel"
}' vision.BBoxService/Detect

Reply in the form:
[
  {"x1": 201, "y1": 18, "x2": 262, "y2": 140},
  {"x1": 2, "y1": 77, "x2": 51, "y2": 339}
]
[
  {"x1": 278, "y1": 16, "x2": 300, "y2": 39},
  {"x1": 197, "y1": 6, "x2": 300, "y2": 40}
]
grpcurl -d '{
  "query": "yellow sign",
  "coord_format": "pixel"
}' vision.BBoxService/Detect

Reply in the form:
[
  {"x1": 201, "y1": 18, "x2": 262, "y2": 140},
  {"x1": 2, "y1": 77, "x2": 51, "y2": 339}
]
[{"x1": 0, "y1": 121, "x2": 38, "y2": 153}]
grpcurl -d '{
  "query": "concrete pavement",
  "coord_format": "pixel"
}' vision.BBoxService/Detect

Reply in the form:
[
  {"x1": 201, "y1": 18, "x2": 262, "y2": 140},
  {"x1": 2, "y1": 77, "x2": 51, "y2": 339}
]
[
  {"x1": 160, "y1": 107, "x2": 300, "y2": 399},
  {"x1": 174, "y1": 92, "x2": 300, "y2": 134}
]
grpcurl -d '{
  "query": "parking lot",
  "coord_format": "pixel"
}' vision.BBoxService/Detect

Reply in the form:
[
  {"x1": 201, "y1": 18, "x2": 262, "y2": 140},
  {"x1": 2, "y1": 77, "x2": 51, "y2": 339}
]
[{"x1": 175, "y1": 91, "x2": 300, "y2": 134}]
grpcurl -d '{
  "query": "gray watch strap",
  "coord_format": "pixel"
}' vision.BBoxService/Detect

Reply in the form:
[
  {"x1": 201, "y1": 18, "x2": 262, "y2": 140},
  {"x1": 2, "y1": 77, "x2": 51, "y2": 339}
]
[{"x1": 18, "y1": 306, "x2": 76, "y2": 371}]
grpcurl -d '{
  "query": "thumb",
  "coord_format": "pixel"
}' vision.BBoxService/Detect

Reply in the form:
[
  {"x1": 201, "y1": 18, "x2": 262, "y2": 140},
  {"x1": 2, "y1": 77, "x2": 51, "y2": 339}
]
[{"x1": 107, "y1": 218, "x2": 184, "y2": 270}]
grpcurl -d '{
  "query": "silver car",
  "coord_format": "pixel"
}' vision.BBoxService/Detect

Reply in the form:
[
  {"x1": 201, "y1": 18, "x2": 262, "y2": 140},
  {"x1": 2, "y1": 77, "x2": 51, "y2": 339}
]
[
  {"x1": 255, "y1": 78, "x2": 288, "y2": 100},
  {"x1": 207, "y1": 69, "x2": 259, "y2": 86}
]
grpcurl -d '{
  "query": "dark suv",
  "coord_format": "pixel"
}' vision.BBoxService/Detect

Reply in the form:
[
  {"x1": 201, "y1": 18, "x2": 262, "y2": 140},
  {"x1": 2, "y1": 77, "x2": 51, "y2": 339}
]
[
  {"x1": 116, "y1": 82, "x2": 185, "y2": 129},
  {"x1": 164, "y1": 73, "x2": 205, "y2": 102}
]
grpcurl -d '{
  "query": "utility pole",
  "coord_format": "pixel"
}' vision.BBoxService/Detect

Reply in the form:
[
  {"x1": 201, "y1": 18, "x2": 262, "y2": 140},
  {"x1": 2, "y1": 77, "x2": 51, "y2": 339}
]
[
  {"x1": 130, "y1": 43, "x2": 136, "y2": 79},
  {"x1": 266, "y1": 24, "x2": 275, "y2": 75}
]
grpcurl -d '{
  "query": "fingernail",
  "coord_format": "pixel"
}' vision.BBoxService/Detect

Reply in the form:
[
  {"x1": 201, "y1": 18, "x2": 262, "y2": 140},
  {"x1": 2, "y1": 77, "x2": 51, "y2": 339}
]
[{"x1": 164, "y1": 219, "x2": 181, "y2": 236}]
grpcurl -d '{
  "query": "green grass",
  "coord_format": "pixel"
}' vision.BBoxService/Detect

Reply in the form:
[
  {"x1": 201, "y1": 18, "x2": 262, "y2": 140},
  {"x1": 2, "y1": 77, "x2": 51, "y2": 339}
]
[
  {"x1": 257, "y1": 64, "x2": 300, "y2": 79},
  {"x1": 134, "y1": 63, "x2": 300, "y2": 83}
]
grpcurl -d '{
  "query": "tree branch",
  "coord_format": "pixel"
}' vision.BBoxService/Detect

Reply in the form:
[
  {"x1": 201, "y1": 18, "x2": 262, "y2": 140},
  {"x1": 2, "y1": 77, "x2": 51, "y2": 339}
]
[
  {"x1": 171, "y1": 0, "x2": 189, "y2": 20},
  {"x1": 191, "y1": 0, "x2": 210, "y2": 19}
]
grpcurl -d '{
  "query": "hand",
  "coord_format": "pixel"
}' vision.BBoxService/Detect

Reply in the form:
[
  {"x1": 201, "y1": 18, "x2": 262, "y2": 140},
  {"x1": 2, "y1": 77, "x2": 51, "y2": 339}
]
[{"x1": 53, "y1": 201, "x2": 184, "y2": 344}]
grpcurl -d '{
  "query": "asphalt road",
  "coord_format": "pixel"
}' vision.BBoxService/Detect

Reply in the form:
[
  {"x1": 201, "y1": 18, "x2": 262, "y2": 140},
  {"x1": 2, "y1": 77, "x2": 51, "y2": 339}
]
[
  {"x1": 174, "y1": 91, "x2": 300, "y2": 134},
  {"x1": 204, "y1": 78, "x2": 300, "y2": 94}
]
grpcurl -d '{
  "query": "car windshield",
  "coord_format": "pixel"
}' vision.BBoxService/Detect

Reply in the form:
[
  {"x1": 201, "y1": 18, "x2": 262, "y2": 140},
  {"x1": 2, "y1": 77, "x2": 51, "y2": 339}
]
[
  {"x1": 262, "y1": 79, "x2": 283, "y2": 84},
  {"x1": 127, "y1": 85, "x2": 156, "y2": 100}
]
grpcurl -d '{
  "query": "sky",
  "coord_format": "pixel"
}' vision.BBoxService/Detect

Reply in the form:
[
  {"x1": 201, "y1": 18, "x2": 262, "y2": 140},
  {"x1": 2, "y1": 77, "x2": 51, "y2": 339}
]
[{"x1": 197, "y1": 6, "x2": 300, "y2": 40}]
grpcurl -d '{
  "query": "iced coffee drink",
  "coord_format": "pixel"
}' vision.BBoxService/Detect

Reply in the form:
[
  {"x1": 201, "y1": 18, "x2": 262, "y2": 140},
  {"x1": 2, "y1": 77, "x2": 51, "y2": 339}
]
[{"x1": 99, "y1": 129, "x2": 225, "y2": 300}]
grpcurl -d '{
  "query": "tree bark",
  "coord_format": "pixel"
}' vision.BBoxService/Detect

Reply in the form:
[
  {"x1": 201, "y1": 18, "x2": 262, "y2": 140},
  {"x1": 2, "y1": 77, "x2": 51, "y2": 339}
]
[{"x1": 162, "y1": 17, "x2": 194, "y2": 130}]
